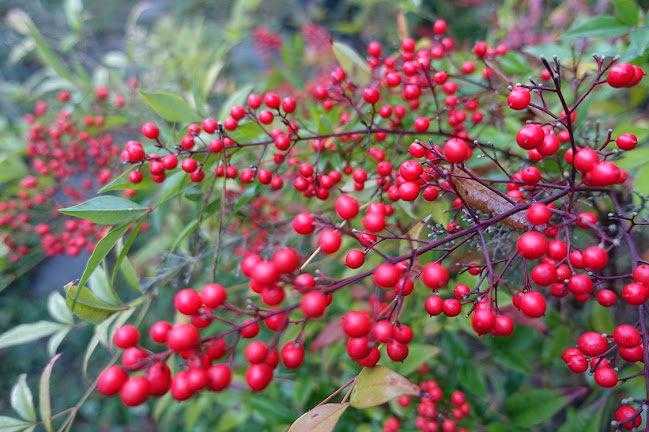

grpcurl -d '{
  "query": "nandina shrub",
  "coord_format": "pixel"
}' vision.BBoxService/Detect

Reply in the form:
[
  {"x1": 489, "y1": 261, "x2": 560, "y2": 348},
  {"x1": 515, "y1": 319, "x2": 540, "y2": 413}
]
[{"x1": 3, "y1": 4, "x2": 649, "y2": 432}]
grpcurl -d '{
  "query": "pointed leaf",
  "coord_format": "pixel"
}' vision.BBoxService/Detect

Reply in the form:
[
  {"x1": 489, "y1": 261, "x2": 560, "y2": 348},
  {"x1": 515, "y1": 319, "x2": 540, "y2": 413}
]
[
  {"x1": 0, "y1": 417, "x2": 32, "y2": 432},
  {"x1": 505, "y1": 389, "x2": 570, "y2": 427},
  {"x1": 24, "y1": 21, "x2": 73, "y2": 81},
  {"x1": 39, "y1": 354, "x2": 61, "y2": 432},
  {"x1": 112, "y1": 216, "x2": 147, "y2": 286},
  {"x1": 218, "y1": 84, "x2": 254, "y2": 122},
  {"x1": 561, "y1": 16, "x2": 630, "y2": 40},
  {"x1": 69, "y1": 222, "x2": 131, "y2": 314},
  {"x1": 47, "y1": 292, "x2": 73, "y2": 325},
  {"x1": 332, "y1": 41, "x2": 370, "y2": 85},
  {"x1": 350, "y1": 365, "x2": 420, "y2": 408},
  {"x1": 0, "y1": 322, "x2": 66, "y2": 350},
  {"x1": 63, "y1": 0, "x2": 83, "y2": 33},
  {"x1": 11, "y1": 375, "x2": 35, "y2": 422},
  {"x1": 82, "y1": 313, "x2": 119, "y2": 380},
  {"x1": 612, "y1": 0, "x2": 639, "y2": 26},
  {"x1": 288, "y1": 403, "x2": 350, "y2": 432},
  {"x1": 139, "y1": 90, "x2": 199, "y2": 123},
  {"x1": 59, "y1": 196, "x2": 146, "y2": 225},
  {"x1": 47, "y1": 328, "x2": 70, "y2": 357},
  {"x1": 64, "y1": 283, "x2": 125, "y2": 325}
]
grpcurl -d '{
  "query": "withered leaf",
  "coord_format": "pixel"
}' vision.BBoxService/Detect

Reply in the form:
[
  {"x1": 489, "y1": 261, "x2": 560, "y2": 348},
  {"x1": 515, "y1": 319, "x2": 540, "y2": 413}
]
[{"x1": 449, "y1": 168, "x2": 531, "y2": 230}]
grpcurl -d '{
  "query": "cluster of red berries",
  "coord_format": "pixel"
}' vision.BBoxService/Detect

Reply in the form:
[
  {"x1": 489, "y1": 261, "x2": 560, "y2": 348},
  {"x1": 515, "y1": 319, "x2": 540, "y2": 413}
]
[
  {"x1": 1, "y1": 87, "x2": 128, "y2": 263},
  {"x1": 384, "y1": 378, "x2": 472, "y2": 432}
]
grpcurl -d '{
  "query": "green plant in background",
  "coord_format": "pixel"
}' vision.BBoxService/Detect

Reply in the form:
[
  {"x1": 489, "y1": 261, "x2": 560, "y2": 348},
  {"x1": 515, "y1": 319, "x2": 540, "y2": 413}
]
[{"x1": 3, "y1": 1, "x2": 649, "y2": 432}]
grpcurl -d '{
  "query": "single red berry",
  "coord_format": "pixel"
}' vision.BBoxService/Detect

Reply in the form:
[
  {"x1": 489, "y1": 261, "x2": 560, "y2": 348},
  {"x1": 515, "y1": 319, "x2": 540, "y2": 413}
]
[
  {"x1": 174, "y1": 289, "x2": 202, "y2": 315},
  {"x1": 421, "y1": 263, "x2": 449, "y2": 290},
  {"x1": 301, "y1": 291, "x2": 327, "y2": 318},
  {"x1": 613, "y1": 324, "x2": 641, "y2": 348},
  {"x1": 120, "y1": 376, "x2": 149, "y2": 406},
  {"x1": 201, "y1": 283, "x2": 227, "y2": 308},
  {"x1": 207, "y1": 364, "x2": 232, "y2": 392},
  {"x1": 516, "y1": 124, "x2": 544, "y2": 150},
  {"x1": 607, "y1": 63, "x2": 636, "y2": 88},
  {"x1": 508, "y1": 88, "x2": 531, "y2": 110},
  {"x1": 319, "y1": 229, "x2": 342, "y2": 254},
  {"x1": 166, "y1": 324, "x2": 200, "y2": 352},
  {"x1": 519, "y1": 291, "x2": 546, "y2": 317},
  {"x1": 141, "y1": 123, "x2": 159, "y2": 139},
  {"x1": 97, "y1": 366, "x2": 129, "y2": 396},
  {"x1": 577, "y1": 331, "x2": 608, "y2": 356},
  {"x1": 615, "y1": 405, "x2": 642, "y2": 430},
  {"x1": 343, "y1": 311, "x2": 371, "y2": 337},
  {"x1": 593, "y1": 367, "x2": 617, "y2": 387},
  {"x1": 517, "y1": 231, "x2": 548, "y2": 260},
  {"x1": 114, "y1": 325, "x2": 140, "y2": 349}
]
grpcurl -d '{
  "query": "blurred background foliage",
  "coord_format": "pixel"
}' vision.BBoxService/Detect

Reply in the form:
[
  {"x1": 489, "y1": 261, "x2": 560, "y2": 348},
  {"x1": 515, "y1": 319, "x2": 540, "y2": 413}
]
[{"x1": 1, "y1": 0, "x2": 648, "y2": 431}]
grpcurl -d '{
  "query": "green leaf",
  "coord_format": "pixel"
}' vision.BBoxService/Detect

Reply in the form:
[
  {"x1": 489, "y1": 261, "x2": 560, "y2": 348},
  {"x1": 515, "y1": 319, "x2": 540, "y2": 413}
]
[
  {"x1": 11, "y1": 375, "x2": 35, "y2": 422},
  {"x1": 69, "y1": 222, "x2": 131, "y2": 314},
  {"x1": 590, "y1": 302, "x2": 614, "y2": 334},
  {"x1": 634, "y1": 163, "x2": 649, "y2": 195},
  {"x1": 139, "y1": 90, "x2": 199, "y2": 123},
  {"x1": 350, "y1": 365, "x2": 420, "y2": 408},
  {"x1": 393, "y1": 344, "x2": 439, "y2": 376},
  {"x1": 218, "y1": 84, "x2": 254, "y2": 122},
  {"x1": 59, "y1": 196, "x2": 147, "y2": 225},
  {"x1": 458, "y1": 362, "x2": 487, "y2": 398},
  {"x1": 0, "y1": 321, "x2": 67, "y2": 350},
  {"x1": 47, "y1": 328, "x2": 70, "y2": 357},
  {"x1": 64, "y1": 283, "x2": 125, "y2": 325},
  {"x1": 39, "y1": 354, "x2": 61, "y2": 432},
  {"x1": 0, "y1": 416, "x2": 32, "y2": 432},
  {"x1": 612, "y1": 0, "x2": 639, "y2": 26},
  {"x1": 317, "y1": 115, "x2": 334, "y2": 135},
  {"x1": 624, "y1": 27, "x2": 649, "y2": 61},
  {"x1": 522, "y1": 44, "x2": 574, "y2": 63},
  {"x1": 231, "y1": 121, "x2": 265, "y2": 140},
  {"x1": 24, "y1": 21, "x2": 73, "y2": 81},
  {"x1": 561, "y1": 16, "x2": 630, "y2": 40},
  {"x1": 82, "y1": 313, "x2": 119, "y2": 380},
  {"x1": 112, "y1": 216, "x2": 147, "y2": 286},
  {"x1": 499, "y1": 51, "x2": 532, "y2": 75},
  {"x1": 47, "y1": 292, "x2": 74, "y2": 325},
  {"x1": 63, "y1": 0, "x2": 83, "y2": 33},
  {"x1": 558, "y1": 406, "x2": 603, "y2": 432},
  {"x1": 505, "y1": 389, "x2": 569, "y2": 427},
  {"x1": 170, "y1": 219, "x2": 199, "y2": 252},
  {"x1": 332, "y1": 41, "x2": 371, "y2": 85},
  {"x1": 288, "y1": 403, "x2": 350, "y2": 432},
  {"x1": 192, "y1": 81, "x2": 209, "y2": 118}
]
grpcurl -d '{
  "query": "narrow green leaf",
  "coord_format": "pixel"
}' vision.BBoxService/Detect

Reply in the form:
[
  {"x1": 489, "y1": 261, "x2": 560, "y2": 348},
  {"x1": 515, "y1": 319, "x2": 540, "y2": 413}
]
[
  {"x1": 350, "y1": 365, "x2": 420, "y2": 408},
  {"x1": 82, "y1": 313, "x2": 119, "y2": 380},
  {"x1": 112, "y1": 216, "x2": 147, "y2": 286},
  {"x1": 612, "y1": 0, "x2": 639, "y2": 26},
  {"x1": 170, "y1": 219, "x2": 199, "y2": 252},
  {"x1": 332, "y1": 41, "x2": 371, "y2": 85},
  {"x1": 0, "y1": 416, "x2": 32, "y2": 432},
  {"x1": 47, "y1": 292, "x2": 74, "y2": 325},
  {"x1": 0, "y1": 322, "x2": 66, "y2": 350},
  {"x1": 59, "y1": 196, "x2": 147, "y2": 225},
  {"x1": 192, "y1": 81, "x2": 209, "y2": 118},
  {"x1": 24, "y1": 21, "x2": 73, "y2": 81},
  {"x1": 64, "y1": 283, "x2": 124, "y2": 325},
  {"x1": 505, "y1": 389, "x2": 569, "y2": 427},
  {"x1": 69, "y1": 222, "x2": 132, "y2": 314},
  {"x1": 458, "y1": 362, "x2": 487, "y2": 398},
  {"x1": 218, "y1": 84, "x2": 254, "y2": 122},
  {"x1": 88, "y1": 265, "x2": 122, "y2": 306},
  {"x1": 561, "y1": 16, "x2": 630, "y2": 40},
  {"x1": 139, "y1": 90, "x2": 199, "y2": 123},
  {"x1": 63, "y1": 0, "x2": 83, "y2": 33},
  {"x1": 202, "y1": 59, "x2": 225, "y2": 99},
  {"x1": 47, "y1": 328, "x2": 70, "y2": 357},
  {"x1": 39, "y1": 354, "x2": 61, "y2": 432},
  {"x1": 288, "y1": 403, "x2": 350, "y2": 432},
  {"x1": 10, "y1": 375, "x2": 35, "y2": 422}
]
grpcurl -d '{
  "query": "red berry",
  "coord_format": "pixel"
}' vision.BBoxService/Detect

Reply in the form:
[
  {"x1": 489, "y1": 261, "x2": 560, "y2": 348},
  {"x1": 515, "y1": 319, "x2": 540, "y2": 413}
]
[
  {"x1": 343, "y1": 311, "x2": 371, "y2": 337},
  {"x1": 615, "y1": 405, "x2": 641, "y2": 430},
  {"x1": 174, "y1": 289, "x2": 202, "y2": 315},
  {"x1": 577, "y1": 331, "x2": 608, "y2": 356},
  {"x1": 97, "y1": 366, "x2": 128, "y2": 396},
  {"x1": 301, "y1": 291, "x2": 327, "y2": 318},
  {"x1": 319, "y1": 229, "x2": 342, "y2": 254},
  {"x1": 517, "y1": 231, "x2": 548, "y2": 260},
  {"x1": 114, "y1": 325, "x2": 140, "y2": 349},
  {"x1": 613, "y1": 324, "x2": 641, "y2": 348},
  {"x1": 593, "y1": 367, "x2": 617, "y2": 387},
  {"x1": 120, "y1": 376, "x2": 149, "y2": 406},
  {"x1": 607, "y1": 63, "x2": 636, "y2": 88},
  {"x1": 167, "y1": 324, "x2": 200, "y2": 352},
  {"x1": 201, "y1": 283, "x2": 227, "y2": 308},
  {"x1": 141, "y1": 123, "x2": 159, "y2": 139},
  {"x1": 518, "y1": 291, "x2": 546, "y2": 317},
  {"x1": 149, "y1": 321, "x2": 172, "y2": 343},
  {"x1": 508, "y1": 88, "x2": 531, "y2": 110},
  {"x1": 516, "y1": 124, "x2": 544, "y2": 150},
  {"x1": 421, "y1": 263, "x2": 449, "y2": 290},
  {"x1": 207, "y1": 364, "x2": 232, "y2": 392},
  {"x1": 616, "y1": 133, "x2": 637, "y2": 151}
]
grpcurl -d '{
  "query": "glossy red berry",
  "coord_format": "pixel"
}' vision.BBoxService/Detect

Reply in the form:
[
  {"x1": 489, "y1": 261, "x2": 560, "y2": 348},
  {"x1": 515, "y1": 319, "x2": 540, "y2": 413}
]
[
  {"x1": 174, "y1": 289, "x2": 202, "y2": 315},
  {"x1": 97, "y1": 366, "x2": 128, "y2": 396},
  {"x1": 517, "y1": 231, "x2": 548, "y2": 260},
  {"x1": 508, "y1": 88, "x2": 531, "y2": 110},
  {"x1": 120, "y1": 376, "x2": 149, "y2": 407},
  {"x1": 114, "y1": 325, "x2": 140, "y2": 349},
  {"x1": 519, "y1": 291, "x2": 546, "y2": 317},
  {"x1": 577, "y1": 331, "x2": 608, "y2": 356}
]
